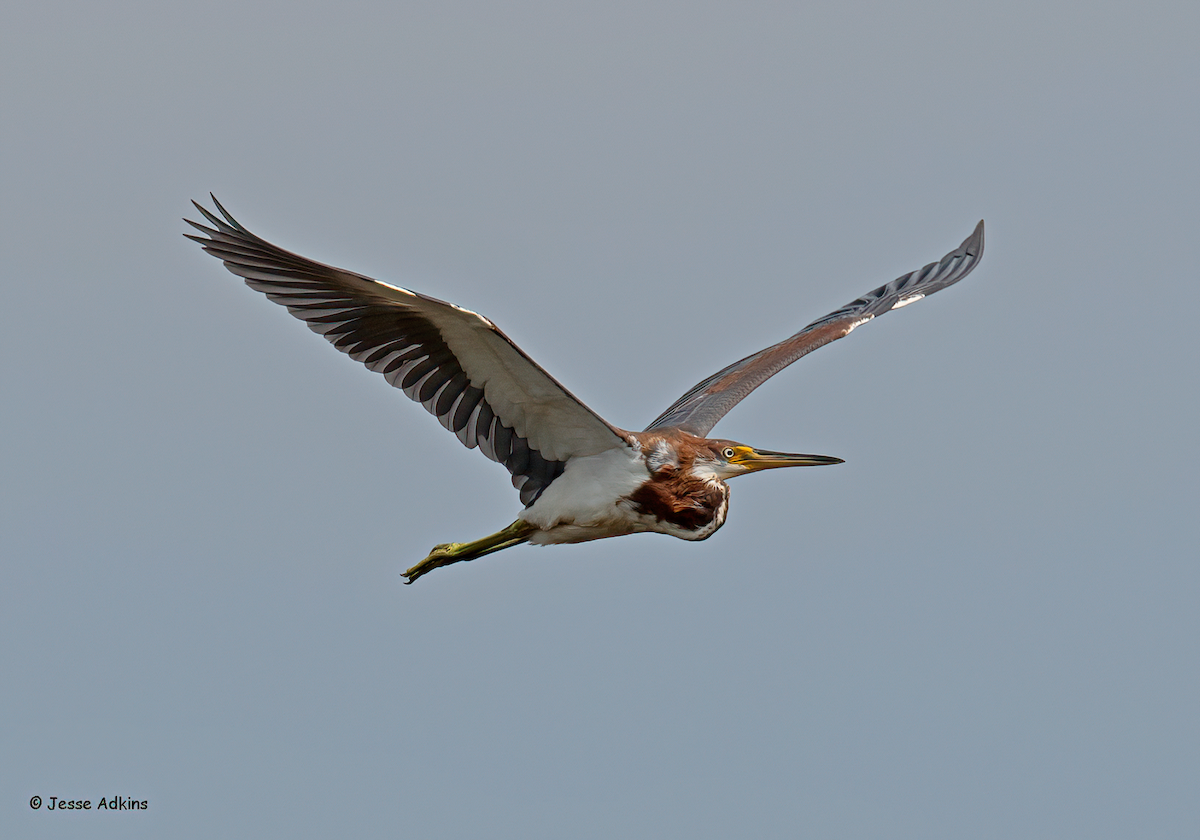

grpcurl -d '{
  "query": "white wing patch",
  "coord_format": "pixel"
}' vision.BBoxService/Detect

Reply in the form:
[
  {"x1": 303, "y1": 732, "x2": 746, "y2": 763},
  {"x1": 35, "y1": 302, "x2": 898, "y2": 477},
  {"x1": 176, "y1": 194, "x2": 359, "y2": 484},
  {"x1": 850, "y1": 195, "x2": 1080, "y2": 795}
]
[
  {"x1": 845, "y1": 314, "x2": 875, "y2": 333},
  {"x1": 891, "y1": 293, "x2": 925, "y2": 309},
  {"x1": 450, "y1": 302, "x2": 495, "y2": 326},
  {"x1": 372, "y1": 279, "x2": 418, "y2": 298}
]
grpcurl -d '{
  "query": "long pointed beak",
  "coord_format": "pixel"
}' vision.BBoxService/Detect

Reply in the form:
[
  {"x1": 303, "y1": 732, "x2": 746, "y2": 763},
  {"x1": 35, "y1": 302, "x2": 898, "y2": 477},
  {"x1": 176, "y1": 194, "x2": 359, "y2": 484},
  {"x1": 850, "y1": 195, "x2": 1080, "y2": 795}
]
[{"x1": 734, "y1": 448, "x2": 844, "y2": 473}]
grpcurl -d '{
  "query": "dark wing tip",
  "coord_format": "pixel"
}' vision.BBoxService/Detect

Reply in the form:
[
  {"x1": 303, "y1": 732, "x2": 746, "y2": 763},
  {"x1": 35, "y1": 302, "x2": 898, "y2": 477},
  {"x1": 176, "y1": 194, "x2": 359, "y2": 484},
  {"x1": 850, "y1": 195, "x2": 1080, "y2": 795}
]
[
  {"x1": 965, "y1": 220, "x2": 984, "y2": 256},
  {"x1": 208, "y1": 193, "x2": 248, "y2": 233},
  {"x1": 184, "y1": 195, "x2": 250, "y2": 238}
]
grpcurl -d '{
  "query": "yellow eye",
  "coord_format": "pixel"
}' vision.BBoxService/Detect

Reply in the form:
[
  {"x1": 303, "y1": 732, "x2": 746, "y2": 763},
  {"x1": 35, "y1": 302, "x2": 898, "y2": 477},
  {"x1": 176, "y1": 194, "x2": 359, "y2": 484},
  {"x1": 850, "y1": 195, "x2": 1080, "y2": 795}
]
[{"x1": 722, "y1": 447, "x2": 736, "y2": 459}]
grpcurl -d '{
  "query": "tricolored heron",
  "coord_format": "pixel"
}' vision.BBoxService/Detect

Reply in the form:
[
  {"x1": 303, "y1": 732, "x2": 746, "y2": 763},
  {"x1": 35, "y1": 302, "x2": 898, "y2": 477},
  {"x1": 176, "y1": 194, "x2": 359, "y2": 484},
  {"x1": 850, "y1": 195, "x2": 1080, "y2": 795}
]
[{"x1": 187, "y1": 197, "x2": 983, "y2": 583}]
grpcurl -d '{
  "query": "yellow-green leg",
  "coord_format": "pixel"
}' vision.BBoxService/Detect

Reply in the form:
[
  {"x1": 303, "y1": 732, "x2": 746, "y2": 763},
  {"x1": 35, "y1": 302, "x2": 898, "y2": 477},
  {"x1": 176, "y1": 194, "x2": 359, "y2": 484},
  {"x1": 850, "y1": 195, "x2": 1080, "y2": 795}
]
[{"x1": 403, "y1": 520, "x2": 536, "y2": 584}]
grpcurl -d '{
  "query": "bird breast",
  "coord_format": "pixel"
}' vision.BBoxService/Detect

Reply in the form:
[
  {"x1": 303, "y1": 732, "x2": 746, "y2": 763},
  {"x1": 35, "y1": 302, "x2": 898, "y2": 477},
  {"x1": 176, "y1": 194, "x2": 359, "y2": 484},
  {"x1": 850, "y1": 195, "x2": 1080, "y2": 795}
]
[
  {"x1": 623, "y1": 466, "x2": 730, "y2": 541},
  {"x1": 518, "y1": 445, "x2": 730, "y2": 544}
]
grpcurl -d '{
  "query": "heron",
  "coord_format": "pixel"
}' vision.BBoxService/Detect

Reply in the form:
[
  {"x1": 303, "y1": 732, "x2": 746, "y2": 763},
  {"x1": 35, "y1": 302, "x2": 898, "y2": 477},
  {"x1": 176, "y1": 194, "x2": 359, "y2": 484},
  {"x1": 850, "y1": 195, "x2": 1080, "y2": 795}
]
[{"x1": 186, "y1": 197, "x2": 983, "y2": 583}]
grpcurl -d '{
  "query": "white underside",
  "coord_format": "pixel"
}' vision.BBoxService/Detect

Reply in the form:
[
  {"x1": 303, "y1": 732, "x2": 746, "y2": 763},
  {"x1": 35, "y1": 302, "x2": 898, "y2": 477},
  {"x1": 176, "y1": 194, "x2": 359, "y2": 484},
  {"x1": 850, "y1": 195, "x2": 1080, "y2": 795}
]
[{"x1": 518, "y1": 446, "x2": 663, "y2": 544}]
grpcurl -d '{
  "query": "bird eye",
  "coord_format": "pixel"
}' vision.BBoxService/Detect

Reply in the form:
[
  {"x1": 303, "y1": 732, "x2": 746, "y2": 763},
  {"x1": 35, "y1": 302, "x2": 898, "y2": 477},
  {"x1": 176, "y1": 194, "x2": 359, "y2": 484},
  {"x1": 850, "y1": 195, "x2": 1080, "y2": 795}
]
[{"x1": 722, "y1": 447, "x2": 736, "y2": 459}]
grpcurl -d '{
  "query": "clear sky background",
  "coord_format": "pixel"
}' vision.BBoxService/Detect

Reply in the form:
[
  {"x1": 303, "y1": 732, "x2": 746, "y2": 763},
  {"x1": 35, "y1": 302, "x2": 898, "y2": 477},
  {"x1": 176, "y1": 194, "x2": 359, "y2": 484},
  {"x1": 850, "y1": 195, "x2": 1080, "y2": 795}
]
[{"x1": 3, "y1": 1, "x2": 1198, "y2": 837}]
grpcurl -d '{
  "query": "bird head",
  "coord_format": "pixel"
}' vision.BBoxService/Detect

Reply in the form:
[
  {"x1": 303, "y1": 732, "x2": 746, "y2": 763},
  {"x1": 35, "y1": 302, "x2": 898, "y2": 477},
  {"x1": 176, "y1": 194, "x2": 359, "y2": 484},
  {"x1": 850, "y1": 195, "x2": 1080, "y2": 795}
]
[{"x1": 704, "y1": 440, "x2": 843, "y2": 480}]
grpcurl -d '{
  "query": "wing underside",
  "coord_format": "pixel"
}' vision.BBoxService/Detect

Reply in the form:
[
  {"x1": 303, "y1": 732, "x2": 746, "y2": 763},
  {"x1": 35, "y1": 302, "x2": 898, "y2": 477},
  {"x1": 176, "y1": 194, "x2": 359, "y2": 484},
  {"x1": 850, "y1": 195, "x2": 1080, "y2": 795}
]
[{"x1": 186, "y1": 197, "x2": 632, "y2": 506}]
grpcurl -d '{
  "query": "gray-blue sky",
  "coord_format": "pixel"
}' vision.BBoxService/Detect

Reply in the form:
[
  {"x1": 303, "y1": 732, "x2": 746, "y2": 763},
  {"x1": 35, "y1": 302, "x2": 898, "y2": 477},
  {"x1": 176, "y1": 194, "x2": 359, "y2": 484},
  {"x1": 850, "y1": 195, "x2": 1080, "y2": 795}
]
[{"x1": 3, "y1": 1, "x2": 1198, "y2": 837}]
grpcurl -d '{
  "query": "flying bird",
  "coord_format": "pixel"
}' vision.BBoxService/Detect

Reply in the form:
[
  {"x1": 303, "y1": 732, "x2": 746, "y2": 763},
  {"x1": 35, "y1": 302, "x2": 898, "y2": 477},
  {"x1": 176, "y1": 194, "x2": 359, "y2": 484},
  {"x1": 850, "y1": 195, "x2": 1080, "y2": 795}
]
[{"x1": 186, "y1": 197, "x2": 983, "y2": 582}]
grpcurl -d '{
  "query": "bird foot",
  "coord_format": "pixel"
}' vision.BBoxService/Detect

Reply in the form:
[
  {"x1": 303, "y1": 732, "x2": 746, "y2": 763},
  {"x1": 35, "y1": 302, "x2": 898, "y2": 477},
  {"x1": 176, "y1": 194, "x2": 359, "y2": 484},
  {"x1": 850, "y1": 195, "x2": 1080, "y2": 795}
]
[{"x1": 402, "y1": 543, "x2": 463, "y2": 584}]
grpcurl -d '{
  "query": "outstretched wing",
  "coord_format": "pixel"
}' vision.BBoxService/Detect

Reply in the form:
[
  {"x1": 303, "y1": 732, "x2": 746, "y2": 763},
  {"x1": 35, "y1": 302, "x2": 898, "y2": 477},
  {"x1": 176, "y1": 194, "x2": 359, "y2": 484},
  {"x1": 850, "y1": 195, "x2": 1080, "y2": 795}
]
[
  {"x1": 645, "y1": 221, "x2": 984, "y2": 436},
  {"x1": 186, "y1": 196, "x2": 631, "y2": 506}
]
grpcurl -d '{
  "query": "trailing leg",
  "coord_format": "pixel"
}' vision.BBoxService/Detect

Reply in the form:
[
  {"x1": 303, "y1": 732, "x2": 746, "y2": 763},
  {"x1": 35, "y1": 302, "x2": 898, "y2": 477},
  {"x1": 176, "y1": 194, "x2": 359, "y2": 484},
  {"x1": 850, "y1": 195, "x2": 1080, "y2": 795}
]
[{"x1": 402, "y1": 520, "x2": 535, "y2": 584}]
